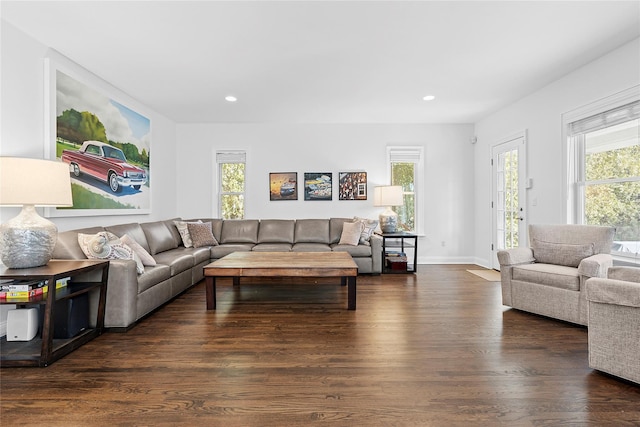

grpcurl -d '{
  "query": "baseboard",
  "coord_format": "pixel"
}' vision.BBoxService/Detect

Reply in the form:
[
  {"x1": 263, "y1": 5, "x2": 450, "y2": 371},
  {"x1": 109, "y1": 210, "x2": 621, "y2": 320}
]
[{"x1": 418, "y1": 256, "x2": 480, "y2": 265}]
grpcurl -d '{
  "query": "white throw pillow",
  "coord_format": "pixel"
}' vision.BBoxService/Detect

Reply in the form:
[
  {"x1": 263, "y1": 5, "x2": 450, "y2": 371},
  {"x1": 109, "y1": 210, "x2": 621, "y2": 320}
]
[
  {"x1": 339, "y1": 221, "x2": 364, "y2": 246},
  {"x1": 353, "y1": 217, "x2": 379, "y2": 245},
  {"x1": 78, "y1": 231, "x2": 144, "y2": 274},
  {"x1": 121, "y1": 234, "x2": 156, "y2": 266}
]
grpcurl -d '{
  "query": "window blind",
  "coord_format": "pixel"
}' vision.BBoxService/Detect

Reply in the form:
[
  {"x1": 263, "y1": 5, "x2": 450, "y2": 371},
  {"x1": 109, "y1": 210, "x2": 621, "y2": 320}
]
[
  {"x1": 568, "y1": 100, "x2": 640, "y2": 136},
  {"x1": 388, "y1": 146, "x2": 423, "y2": 162}
]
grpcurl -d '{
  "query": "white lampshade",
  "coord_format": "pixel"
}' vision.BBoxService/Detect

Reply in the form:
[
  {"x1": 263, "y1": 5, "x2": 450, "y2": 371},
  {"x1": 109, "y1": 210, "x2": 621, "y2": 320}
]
[
  {"x1": 0, "y1": 157, "x2": 73, "y2": 268},
  {"x1": 0, "y1": 157, "x2": 73, "y2": 206},
  {"x1": 373, "y1": 185, "x2": 403, "y2": 207}
]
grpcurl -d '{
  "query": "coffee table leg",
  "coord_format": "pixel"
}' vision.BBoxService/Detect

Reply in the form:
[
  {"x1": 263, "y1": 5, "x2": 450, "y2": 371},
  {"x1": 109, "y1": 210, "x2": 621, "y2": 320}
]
[
  {"x1": 206, "y1": 276, "x2": 216, "y2": 310},
  {"x1": 347, "y1": 276, "x2": 356, "y2": 310}
]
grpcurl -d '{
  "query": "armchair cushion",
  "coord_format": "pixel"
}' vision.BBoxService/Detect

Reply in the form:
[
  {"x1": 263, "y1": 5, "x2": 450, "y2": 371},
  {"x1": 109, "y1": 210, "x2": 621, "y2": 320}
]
[
  {"x1": 512, "y1": 263, "x2": 580, "y2": 291},
  {"x1": 531, "y1": 239, "x2": 594, "y2": 267}
]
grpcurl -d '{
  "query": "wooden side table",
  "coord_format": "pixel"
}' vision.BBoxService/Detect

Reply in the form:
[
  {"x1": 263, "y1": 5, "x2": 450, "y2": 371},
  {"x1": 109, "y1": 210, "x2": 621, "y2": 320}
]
[
  {"x1": 380, "y1": 232, "x2": 418, "y2": 274},
  {"x1": 1, "y1": 260, "x2": 109, "y2": 367}
]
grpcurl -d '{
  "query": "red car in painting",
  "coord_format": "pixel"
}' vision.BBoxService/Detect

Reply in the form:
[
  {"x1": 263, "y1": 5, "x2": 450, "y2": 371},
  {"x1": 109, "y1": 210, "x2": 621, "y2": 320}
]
[{"x1": 61, "y1": 140, "x2": 147, "y2": 193}]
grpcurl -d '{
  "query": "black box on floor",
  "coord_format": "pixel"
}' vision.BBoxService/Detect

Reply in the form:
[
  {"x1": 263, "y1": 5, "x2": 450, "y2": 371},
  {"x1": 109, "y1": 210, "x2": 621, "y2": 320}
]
[{"x1": 40, "y1": 293, "x2": 90, "y2": 339}]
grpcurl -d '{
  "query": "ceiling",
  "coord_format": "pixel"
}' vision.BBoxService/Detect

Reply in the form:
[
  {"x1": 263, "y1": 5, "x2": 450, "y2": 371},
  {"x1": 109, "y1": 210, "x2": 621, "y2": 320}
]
[{"x1": 2, "y1": 1, "x2": 639, "y2": 124}]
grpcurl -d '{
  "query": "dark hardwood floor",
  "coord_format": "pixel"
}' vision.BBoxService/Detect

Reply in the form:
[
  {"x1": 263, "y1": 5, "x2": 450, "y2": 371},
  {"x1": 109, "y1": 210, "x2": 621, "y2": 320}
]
[{"x1": 1, "y1": 264, "x2": 639, "y2": 426}]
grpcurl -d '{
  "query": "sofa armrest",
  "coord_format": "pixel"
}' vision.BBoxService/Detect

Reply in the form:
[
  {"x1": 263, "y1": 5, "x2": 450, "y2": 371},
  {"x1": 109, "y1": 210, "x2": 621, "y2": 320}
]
[
  {"x1": 369, "y1": 234, "x2": 383, "y2": 273},
  {"x1": 103, "y1": 259, "x2": 139, "y2": 328},
  {"x1": 586, "y1": 277, "x2": 640, "y2": 308},
  {"x1": 607, "y1": 266, "x2": 640, "y2": 283},
  {"x1": 496, "y1": 247, "x2": 534, "y2": 267},
  {"x1": 577, "y1": 253, "x2": 613, "y2": 278}
]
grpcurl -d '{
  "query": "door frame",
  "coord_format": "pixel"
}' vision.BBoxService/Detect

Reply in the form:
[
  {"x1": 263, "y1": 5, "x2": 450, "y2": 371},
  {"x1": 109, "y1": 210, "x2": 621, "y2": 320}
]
[{"x1": 491, "y1": 130, "x2": 528, "y2": 270}]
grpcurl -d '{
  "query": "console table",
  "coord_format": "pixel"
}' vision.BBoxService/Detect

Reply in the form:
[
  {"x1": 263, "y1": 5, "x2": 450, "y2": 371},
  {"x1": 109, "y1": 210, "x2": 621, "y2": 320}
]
[
  {"x1": 0, "y1": 260, "x2": 109, "y2": 367},
  {"x1": 380, "y1": 231, "x2": 418, "y2": 273}
]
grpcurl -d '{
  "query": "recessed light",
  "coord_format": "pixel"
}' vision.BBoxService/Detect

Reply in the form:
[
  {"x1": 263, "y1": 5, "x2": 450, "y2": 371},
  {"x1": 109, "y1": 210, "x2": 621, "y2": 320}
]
[
  {"x1": 423, "y1": 95, "x2": 435, "y2": 101},
  {"x1": 225, "y1": 95, "x2": 237, "y2": 102}
]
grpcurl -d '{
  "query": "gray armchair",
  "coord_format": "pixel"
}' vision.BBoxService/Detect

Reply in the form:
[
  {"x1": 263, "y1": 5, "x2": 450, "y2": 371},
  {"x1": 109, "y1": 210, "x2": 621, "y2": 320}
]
[
  {"x1": 586, "y1": 266, "x2": 640, "y2": 384},
  {"x1": 498, "y1": 224, "x2": 615, "y2": 325}
]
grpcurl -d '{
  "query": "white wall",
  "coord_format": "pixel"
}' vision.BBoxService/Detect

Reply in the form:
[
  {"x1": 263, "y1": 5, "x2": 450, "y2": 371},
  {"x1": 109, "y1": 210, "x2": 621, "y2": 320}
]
[
  {"x1": 0, "y1": 22, "x2": 179, "y2": 335},
  {"x1": 176, "y1": 123, "x2": 476, "y2": 264},
  {"x1": 0, "y1": 21, "x2": 179, "y2": 230},
  {"x1": 473, "y1": 38, "x2": 640, "y2": 267}
]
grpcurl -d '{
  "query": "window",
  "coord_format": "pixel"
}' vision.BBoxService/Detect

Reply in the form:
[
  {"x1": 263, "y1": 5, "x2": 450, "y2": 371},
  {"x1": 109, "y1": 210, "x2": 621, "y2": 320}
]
[
  {"x1": 216, "y1": 151, "x2": 245, "y2": 219},
  {"x1": 387, "y1": 146, "x2": 424, "y2": 233},
  {"x1": 566, "y1": 93, "x2": 640, "y2": 261}
]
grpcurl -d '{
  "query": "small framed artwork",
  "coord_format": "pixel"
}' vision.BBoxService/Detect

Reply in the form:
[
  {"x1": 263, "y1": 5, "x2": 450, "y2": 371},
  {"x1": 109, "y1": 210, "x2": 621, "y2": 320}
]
[
  {"x1": 339, "y1": 172, "x2": 367, "y2": 200},
  {"x1": 304, "y1": 173, "x2": 332, "y2": 201},
  {"x1": 269, "y1": 172, "x2": 298, "y2": 201}
]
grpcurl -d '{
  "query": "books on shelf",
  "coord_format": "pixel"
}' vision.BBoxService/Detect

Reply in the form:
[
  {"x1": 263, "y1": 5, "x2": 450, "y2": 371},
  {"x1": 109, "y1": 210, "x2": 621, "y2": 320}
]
[{"x1": 0, "y1": 277, "x2": 70, "y2": 300}]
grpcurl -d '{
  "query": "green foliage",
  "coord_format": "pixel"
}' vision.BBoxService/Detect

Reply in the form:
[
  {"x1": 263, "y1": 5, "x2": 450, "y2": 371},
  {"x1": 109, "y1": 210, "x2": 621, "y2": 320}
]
[
  {"x1": 220, "y1": 163, "x2": 245, "y2": 219},
  {"x1": 391, "y1": 162, "x2": 415, "y2": 231},
  {"x1": 585, "y1": 145, "x2": 640, "y2": 241}
]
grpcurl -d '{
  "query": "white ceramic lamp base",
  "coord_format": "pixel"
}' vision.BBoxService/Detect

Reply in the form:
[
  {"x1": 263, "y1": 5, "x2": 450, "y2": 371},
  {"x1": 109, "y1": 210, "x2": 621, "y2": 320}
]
[
  {"x1": 0, "y1": 205, "x2": 57, "y2": 269},
  {"x1": 379, "y1": 208, "x2": 399, "y2": 233}
]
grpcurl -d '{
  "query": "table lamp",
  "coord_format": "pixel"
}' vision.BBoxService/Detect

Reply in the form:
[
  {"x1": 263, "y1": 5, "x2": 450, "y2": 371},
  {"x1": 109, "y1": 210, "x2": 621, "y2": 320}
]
[
  {"x1": 373, "y1": 185, "x2": 403, "y2": 233},
  {"x1": 0, "y1": 157, "x2": 73, "y2": 268}
]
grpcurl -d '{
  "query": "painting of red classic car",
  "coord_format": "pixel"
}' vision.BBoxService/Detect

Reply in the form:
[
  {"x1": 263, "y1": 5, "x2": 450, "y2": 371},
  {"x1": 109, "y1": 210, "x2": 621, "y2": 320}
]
[{"x1": 61, "y1": 141, "x2": 147, "y2": 193}]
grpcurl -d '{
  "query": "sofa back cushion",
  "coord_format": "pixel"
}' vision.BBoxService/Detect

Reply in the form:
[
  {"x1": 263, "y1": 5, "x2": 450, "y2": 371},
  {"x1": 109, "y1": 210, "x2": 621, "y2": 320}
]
[
  {"x1": 295, "y1": 219, "x2": 330, "y2": 244},
  {"x1": 105, "y1": 223, "x2": 151, "y2": 253},
  {"x1": 141, "y1": 221, "x2": 179, "y2": 255},
  {"x1": 329, "y1": 218, "x2": 351, "y2": 244},
  {"x1": 258, "y1": 219, "x2": 295, "y2": 244},
  {"x1": 53, "y1": 226, "x2": 105, "y2": 259},
  {"x1": 529, "y1": 224, "x2": 615, "y2": 256},
  {"x1": 220, "y1": 219, "x2": 259, "y2": 244},
  {"x1": 531, "y1": 239, "x2": 594, "y2": 268}
]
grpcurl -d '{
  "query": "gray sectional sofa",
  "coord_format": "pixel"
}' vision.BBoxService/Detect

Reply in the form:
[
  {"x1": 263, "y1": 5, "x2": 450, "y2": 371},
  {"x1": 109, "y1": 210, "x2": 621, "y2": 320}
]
[{"x1": 52, "y1": 218, "x2": 382, "y2": 330}]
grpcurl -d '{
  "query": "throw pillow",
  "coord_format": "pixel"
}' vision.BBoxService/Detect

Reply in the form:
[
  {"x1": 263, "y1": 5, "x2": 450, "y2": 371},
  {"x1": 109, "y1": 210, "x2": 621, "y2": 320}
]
[
  {"x1": 187, "y1": 222, "x2": 218, "y2": 248},
  {"x1": 531, "y1": 239, "x2": 594, "y2": 268},
  {"x1": 78, "y1": 231, "x2": 144, "y2": 274},
  {"x1": 353, "y1": 217, "x2": 379, "y2": 246},
  {"x1": 121, "y1": 234, "x2": 156, "y2": 266},
  {"x1": 338, "y1": 221, "x2": 364, "y2": 246},
  {"x1": 173, "y1": 220, "x2": 203, "y2": 248}
]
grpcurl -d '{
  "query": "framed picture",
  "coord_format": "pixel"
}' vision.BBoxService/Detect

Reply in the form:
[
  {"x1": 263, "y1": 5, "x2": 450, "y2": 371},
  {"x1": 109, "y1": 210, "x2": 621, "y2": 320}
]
[
  {"x1": 44, "y1": 57, "x2": 151, "y2": 217},
  {"x1": 269, "y1": 172, "x2": 298, "y2": 201},
  {"x1": 339, "y1": 172, "x2": 367, "y2": 200},
  {"x1": 304, "y1": 173, "x2": 332, "y2": 201}
]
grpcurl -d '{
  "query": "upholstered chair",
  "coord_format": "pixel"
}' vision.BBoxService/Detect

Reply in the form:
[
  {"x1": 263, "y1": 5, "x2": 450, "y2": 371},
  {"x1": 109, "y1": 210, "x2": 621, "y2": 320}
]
[{"x1": 585, "y1": 266, "x2": 640, "y2": 384}]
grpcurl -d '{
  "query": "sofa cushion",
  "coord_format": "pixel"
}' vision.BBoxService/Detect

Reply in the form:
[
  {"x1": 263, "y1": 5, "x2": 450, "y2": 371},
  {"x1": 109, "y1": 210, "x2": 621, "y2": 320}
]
[
  {"x1": 141, "y1": 221, "x2": 179, "y2": 255},
  {"x1": 164, "y1": 218, "x2": 184, "y2": 248},
  {"x1": 179, "y1": 246, "x2": 212, "y2": 264},
  {"x1": 152, "y1": 249, "x2": 195, "y2": 276},
  {"x1": 531, "y1": 239, "x2": 594, "y2": 267},
  {"x1": 339, "y1": 221, "x2": 364, "y2": 246},
  {"x1": 252, "y1": 243, "x2": 292, "y2": 252},
  {"x1": 121, "y1": 234, "x2": 156, "y2": 266},
  {"x1": 512, "y1": 263, "x2": 580, "y2": 291},
  {"x1": 220, "y1": 219, "x2": 259, "y2": 244},
  {"x1": 211, "y1": 243, "x2": 254, "y2": 259},
  {"x1": 258, "y1": 219, "x2": 295, "y2": 243},
  {"x1": 187, "y1": 222, "x2": 218, "y2": 247},
  {"x1": 105, "y1": 223, "x2": 151, "y2": 253},
  {"x1": 291, "y1": 243, "x2": 332, "y2": 252},
  {"x1": 137, "y1": 264, "x2": 171, "y2": 294},
  {"x1": 78, "y1": 231, "x2": 144, "y2": 274},
  {"x1": 332, "y1": 243, "x2": 372, "y2": 257},
  {"x1": 295, "y1": 219, "x2": 330, "y2": 244},
  {"x1": 173, "y1": 220, "x2": 202, "y2": 248}
]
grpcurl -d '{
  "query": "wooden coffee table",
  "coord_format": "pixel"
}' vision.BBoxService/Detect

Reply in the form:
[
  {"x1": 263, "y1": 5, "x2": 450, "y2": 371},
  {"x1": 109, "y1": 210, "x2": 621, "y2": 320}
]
[{"x1": 203, "y1": 252, "x2": 358, "y2": 310}]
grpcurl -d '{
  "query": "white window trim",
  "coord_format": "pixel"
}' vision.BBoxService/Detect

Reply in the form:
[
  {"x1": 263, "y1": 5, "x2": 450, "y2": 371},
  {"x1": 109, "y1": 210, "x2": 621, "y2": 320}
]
[
  {"x1": 386, "y1": 145, "x2": 425, "y2": 235},
  {"x1": 562, "y1": 85, "x2": 640, "y2": 223}
]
